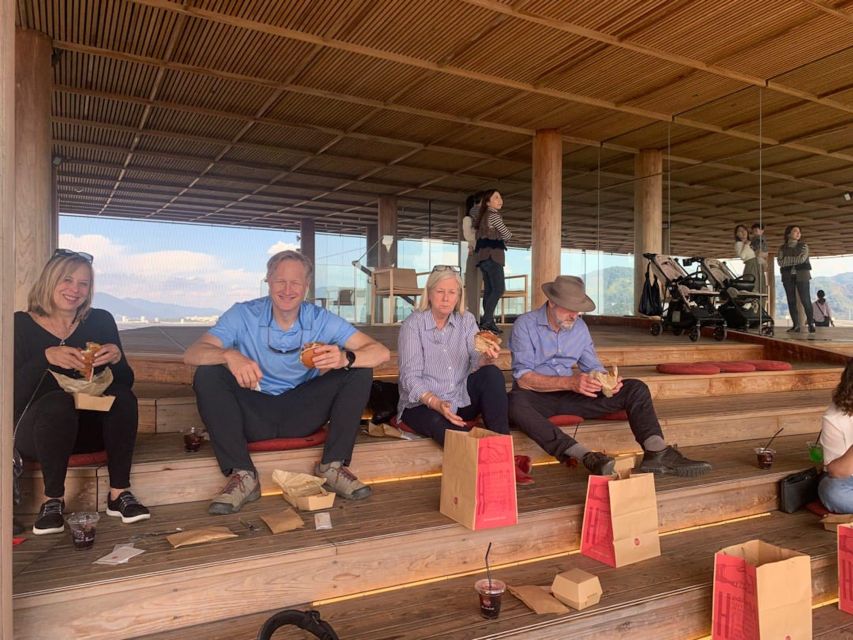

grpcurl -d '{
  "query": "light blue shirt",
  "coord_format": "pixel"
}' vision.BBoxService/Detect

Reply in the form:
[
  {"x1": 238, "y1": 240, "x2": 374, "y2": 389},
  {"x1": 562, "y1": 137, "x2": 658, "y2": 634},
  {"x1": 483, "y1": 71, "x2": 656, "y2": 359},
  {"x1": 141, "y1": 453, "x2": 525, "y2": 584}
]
[
  {"x1": 208, "y1": 298, "x2": 357, "y2": 395},
  {"x1": 510, "y1": 305, "x2": 604, "y2": 380},
  {"x1": 397, "y1": 309, "x2": 481, "y2": 416}
]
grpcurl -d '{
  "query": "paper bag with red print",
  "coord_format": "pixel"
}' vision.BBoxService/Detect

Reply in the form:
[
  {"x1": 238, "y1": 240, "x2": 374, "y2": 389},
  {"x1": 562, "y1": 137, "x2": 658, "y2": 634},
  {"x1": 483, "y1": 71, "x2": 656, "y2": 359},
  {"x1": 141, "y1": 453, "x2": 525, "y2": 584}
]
[
  {"x1": 711, "y1": 540, "x2": 811, "y2": 640},
  {"x1": 440, "y1": 428, "x2": 517, "y2": 531},
  {"x1": 838, "y1": 524, "x2": 853, "y2": 614},
  {"x1": 580, "y1": 462, "x2": 660, "y2": 568}
]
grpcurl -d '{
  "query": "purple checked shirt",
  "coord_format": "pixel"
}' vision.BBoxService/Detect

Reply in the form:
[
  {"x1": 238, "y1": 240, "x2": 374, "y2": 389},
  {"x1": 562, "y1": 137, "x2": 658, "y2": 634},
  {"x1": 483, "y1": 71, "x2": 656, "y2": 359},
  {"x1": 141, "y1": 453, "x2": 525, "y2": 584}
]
[{"x1": 510, "y1": 305, "x2": 604, "y2": 380}]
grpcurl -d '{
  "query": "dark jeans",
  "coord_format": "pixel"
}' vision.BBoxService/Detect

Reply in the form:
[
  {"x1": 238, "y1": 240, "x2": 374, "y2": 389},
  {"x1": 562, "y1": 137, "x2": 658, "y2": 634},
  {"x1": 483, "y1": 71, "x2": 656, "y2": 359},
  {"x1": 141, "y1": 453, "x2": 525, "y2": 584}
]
[
  {"x1": 14, "y1": 385, "x2": 138, "y2": 498},
  {"x1": 508, "y1": 379, "x2": 663, "y2": 460},
  {"x1": 400, "y1": 365, "x2": 509, "y2": 446},
  {"x1": 781, "y1": 273, "x2": 814, "y2": 327},
  {"x1": 478, "y1": 258, "x2": 505, "y2": 325},
  {"x1": 193, "y1": 365, "x2": 372, "y2": 475}
]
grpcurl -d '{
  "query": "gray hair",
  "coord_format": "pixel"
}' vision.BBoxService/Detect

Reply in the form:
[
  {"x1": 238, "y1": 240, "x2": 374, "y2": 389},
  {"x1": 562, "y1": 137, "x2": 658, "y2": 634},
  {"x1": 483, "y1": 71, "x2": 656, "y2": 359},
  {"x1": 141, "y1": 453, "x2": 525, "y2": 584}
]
[{"x1": 266, "y1": 250, "x2": 313, "y2": 281}]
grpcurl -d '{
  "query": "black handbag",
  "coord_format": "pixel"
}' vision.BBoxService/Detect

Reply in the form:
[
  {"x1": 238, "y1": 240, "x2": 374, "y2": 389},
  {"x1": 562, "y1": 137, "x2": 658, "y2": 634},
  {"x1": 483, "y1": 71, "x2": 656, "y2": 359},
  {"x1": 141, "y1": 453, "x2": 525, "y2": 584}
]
[
  {"x1": 367, "y1": 380, "x2": 400, "y2": 425},
  {"x1": 779, "y1": 467, "x2": 822, "y2": 513},
  {"x1": 638, "y1": 263, "x2": 663, "y2": 316},
  {"x1": 257, "y1": 610, "x2": 339, "y2": 640}
]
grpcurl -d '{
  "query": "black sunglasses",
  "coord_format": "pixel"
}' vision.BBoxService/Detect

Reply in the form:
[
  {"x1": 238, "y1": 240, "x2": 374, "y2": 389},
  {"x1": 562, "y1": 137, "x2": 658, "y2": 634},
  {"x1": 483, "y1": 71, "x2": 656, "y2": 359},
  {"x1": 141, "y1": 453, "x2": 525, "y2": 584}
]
[
  {"x1": 266, "y1": 326, "x2": 303, "y2": 355},
  {"x1": 53, "y1": 248, "x2": 94, "y2": 263}
]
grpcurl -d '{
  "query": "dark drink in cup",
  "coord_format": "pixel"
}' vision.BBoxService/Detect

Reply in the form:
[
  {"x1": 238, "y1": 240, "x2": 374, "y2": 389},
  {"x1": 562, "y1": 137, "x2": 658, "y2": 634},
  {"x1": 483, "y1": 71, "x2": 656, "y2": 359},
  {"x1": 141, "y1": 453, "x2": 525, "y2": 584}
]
[
  {"x1": 474, "y1": 578, "x2": 506, "y2": 619},
  {"x1": 755, "y1": 447, "x2": 775, "y2": 470},
  {"x1": 67, "y1": 512, "x2": 99, "y2": 550},
  {"x1": 183, "y1": 427, "x2": 204, "y2": 452}
]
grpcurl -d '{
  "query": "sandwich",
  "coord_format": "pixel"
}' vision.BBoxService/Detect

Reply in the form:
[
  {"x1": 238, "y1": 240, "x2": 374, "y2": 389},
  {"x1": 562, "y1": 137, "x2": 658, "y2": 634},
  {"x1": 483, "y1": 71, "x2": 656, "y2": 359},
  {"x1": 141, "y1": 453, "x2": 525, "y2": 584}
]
[
  {"x1": 80, "y1": 341, "x2": 102, "y2": 380},
  {"x1": 300, "y1": 342, "x2": 325, "y2": 368},
  {"x1": 473, "y1": 330, "x2": 501, "y2": 353},
  {"x1": 590, "y1": 365, "x2": 619, "y2": 397}
]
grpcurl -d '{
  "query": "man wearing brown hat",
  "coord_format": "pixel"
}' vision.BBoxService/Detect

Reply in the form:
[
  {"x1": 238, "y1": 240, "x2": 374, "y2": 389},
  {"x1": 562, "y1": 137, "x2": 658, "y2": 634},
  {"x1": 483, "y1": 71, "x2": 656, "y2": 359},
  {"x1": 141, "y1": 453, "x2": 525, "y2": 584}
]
[{"x1": 508, "y1": 276, "x2": 711, "y2": 476}]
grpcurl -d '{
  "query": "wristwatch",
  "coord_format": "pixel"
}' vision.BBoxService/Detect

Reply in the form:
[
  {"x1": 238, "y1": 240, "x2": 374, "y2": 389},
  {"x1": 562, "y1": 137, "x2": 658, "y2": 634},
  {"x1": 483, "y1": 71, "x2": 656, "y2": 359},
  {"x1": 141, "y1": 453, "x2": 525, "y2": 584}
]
[{"x1": 343, "y1": 350, "x2": 356, "y2": 370}]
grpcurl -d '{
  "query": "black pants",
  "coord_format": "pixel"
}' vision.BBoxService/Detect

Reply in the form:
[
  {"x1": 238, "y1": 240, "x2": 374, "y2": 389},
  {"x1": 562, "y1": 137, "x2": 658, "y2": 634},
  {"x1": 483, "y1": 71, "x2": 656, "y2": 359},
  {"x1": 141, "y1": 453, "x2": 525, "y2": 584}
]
[
  {"x1": 400, "y1": 365, "x2": 509, "y2": 446},
  {"x1": 781, "y1": 273, "x2": 814, "y2": 327},
  {"x1": 508, "y1": 379, "x2": 663, "y2": 460},
  {"x1": 14, "y1": 385, "x2": 138, "y2": 498},
  {"x1": 193, "y1": 365, "x2": 372, "y2": 475},
  {"x1": 478, "y1": 258, "x2": 505, "y2": 325}
]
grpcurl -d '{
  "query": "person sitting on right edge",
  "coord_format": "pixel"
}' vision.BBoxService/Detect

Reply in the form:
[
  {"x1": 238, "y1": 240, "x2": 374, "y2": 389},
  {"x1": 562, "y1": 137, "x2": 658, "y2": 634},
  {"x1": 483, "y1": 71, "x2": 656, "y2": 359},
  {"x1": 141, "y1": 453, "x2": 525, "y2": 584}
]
[
  {"x1": 817, "y1": 359, "x2": 853, "y2": 513},
  {"x1": 184, "y1": 250, "x2": 390, "y2": 514},
  {"x1": 508, "y1": 275, "x2": 712, "y2": 477}
]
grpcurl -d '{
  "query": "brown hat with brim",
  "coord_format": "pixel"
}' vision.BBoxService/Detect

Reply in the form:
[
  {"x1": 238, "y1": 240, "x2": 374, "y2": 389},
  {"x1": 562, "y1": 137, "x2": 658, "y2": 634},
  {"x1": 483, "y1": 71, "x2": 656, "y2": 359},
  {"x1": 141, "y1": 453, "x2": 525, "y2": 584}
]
[{"x1": 541, "y1": 275, "x2": 596, "y2": 312}]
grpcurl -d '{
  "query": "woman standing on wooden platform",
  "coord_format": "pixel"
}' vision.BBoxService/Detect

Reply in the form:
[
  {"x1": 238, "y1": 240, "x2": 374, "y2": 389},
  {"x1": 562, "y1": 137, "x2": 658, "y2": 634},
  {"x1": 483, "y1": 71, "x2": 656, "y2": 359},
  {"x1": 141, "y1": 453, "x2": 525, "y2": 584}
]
[
  {"x1": 474, "y1": 189, "x2": 511, "y2": 335},
  {"x1": 777, "y1": 224, "x2": 815, "y2": 333},
  {"x1": 14, "y1": 250, "x2": 149, "y2": 536},
  {"x1": 818, "y1": 360, "x2": 853, "y2": 513},
  {"x1": 733, "y1": 224, "x2": 764, "y2": 294}
]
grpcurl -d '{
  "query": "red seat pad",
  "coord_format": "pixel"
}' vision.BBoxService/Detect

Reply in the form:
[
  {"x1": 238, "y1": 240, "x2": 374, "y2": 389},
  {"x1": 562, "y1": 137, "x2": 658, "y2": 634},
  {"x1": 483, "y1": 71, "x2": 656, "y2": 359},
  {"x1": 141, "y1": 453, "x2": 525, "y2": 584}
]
[
  {"x1": 805, "y1": 500, "x2": 830, "y2": 517},
  {"x1": 739, "y1": 359, "x2": 793, "y2": 371},
  {"x1": 656, "y1": 362, "x2": 721, "y2": 375},
  {"x1": 28, "y1": 450, "x2": 108, "y2": 469},
  {"x1": 247, "y1": 429, "x2": 328, "y2": 452},
  {"x1": 599, "y1": 410, "x2": 628, "y2": 420},
  {"x1": 548, "y1": 414, "x2": 584, "y2": 427},
  {"x1": 698, "y1": 361, "x2": 757, "y2": 373}
]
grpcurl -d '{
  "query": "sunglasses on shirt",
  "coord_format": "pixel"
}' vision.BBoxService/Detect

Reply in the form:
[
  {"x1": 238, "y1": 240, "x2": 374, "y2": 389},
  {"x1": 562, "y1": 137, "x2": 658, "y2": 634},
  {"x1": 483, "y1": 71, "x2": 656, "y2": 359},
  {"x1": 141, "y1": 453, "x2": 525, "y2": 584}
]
[
  {"x1": 266, "y1": 326, "x2": 304, "y2": 355},
  {"x1": 52, "y1": 248, "x2": 94, "y2": 263}
]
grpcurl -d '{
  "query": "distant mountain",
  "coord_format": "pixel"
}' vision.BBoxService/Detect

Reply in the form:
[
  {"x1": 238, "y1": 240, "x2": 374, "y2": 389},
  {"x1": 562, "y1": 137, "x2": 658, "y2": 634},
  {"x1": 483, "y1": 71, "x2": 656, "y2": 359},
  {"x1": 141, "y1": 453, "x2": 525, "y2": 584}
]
[{"x1": 94, "y1": 292, "x2": 223, "y2": 320}]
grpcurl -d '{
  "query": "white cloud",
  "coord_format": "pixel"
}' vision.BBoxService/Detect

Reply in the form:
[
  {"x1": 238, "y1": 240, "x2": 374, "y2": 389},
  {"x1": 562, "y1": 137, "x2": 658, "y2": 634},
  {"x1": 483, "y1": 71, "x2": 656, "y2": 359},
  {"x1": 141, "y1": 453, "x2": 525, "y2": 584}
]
[{"x1": 267, "y1": 241, "x2": 300, "y2": 255}]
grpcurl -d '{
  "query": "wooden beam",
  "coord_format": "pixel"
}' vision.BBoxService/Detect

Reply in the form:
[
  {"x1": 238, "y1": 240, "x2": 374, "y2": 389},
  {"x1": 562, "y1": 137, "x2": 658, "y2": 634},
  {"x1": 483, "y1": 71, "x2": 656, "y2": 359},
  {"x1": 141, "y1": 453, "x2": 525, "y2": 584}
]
[{"x1": 799, "y1": 0, "x2": 853, "y2": 24}]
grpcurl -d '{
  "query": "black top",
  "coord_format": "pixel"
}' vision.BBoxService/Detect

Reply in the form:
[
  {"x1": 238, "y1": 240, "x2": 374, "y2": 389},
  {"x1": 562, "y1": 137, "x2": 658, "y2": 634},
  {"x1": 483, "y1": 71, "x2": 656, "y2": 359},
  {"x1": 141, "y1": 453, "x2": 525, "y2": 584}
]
[{"x1": 14, "y1": 308, "x2": 134, "y2": 419}]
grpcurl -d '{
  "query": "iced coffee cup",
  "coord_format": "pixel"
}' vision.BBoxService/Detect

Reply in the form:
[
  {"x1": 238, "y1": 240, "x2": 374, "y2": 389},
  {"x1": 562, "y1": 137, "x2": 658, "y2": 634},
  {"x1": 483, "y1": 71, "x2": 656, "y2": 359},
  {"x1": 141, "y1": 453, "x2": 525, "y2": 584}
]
[
  {"x1": 183, "y1": 426, "x2": 204, "y2": 452},
  {"x1": 474, "y1": 578, "x2": 506, "y2": 619},
  {"x1": 67, "y1": 512, "x2": 99, "y2": 550},
  {"x1": 754, "y1": 447, "x2": 775, "y2": 470}
]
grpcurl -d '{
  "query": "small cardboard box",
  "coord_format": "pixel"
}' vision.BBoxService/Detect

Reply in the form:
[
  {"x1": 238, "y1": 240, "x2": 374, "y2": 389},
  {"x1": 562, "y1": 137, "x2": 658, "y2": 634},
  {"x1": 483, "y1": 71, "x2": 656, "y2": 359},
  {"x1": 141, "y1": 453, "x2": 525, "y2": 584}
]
[
  {"x1": 272, "y1": 470, "x2": 336, "y2": 512},
  {"x1": 73, "y1": 393, "x2": 116, "y2": 412},
  {"x1": 282, "y1": 485, "x2": 335, "y2": 512},
  {"x1": 551, "y1": 568, "x2": 602, "y2": 611}
]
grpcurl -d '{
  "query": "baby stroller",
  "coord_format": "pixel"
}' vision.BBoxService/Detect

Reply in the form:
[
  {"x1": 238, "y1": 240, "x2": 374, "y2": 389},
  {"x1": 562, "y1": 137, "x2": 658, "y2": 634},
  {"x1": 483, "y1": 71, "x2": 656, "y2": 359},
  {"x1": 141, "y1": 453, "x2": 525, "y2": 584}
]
[
  {"x1": 644, "y1": 253, "x2": 728, "y2": 342},
  {"x1": 686, "y1": 257, "x2": 774, "y2": 336}
]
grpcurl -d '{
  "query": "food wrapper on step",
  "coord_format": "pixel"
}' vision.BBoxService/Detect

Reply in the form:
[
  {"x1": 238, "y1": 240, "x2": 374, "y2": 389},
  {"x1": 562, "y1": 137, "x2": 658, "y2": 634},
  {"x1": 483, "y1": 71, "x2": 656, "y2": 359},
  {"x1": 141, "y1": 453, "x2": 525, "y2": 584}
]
[
  {"x1": 507, "y1": 585, "x2": 570, "y2": 614},
  {"x1": 590, "y1": 365, "x2": 619, "y2": 398},
  {"x1": 50, "y1": 368, "x2": 116, "y2": 411},
  {"x1": 272, "y1": 470, "x2": 336, "y2": 511},
  {"x1": 365, "y1": 421, "x2": 406, "y2": 439},
  {"x1": 261, "y1": 508, "x2": 305, "y2": 534},
  {"x1": 166, "y1": 526, "x2": 237, "y2": 548}
]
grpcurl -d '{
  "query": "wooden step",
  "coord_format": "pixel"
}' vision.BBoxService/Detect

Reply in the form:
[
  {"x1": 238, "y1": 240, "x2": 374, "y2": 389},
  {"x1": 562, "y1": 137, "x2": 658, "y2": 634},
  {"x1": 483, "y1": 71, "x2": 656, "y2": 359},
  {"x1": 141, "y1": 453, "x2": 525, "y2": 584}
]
[
  {"x1": 16, "y1": 390, "x2": 828, "y2": 514},
  {"x1": 130, "y1": 510, "x2": 838, "y2": 640},
  {"x1": 813, "y1": 602, "x2": 853, "y2": 638},
  {"x1": 11, "y1": 436, "x2": 820, "y2": 639}
]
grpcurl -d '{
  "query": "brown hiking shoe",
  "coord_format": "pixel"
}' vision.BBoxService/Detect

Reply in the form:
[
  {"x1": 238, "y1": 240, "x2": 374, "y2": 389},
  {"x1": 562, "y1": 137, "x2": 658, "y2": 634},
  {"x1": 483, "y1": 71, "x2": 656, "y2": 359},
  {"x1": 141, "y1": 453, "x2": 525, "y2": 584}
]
[
  {"x1": 315, "y1": 461, "x2": 372, "y2": 500},
  {"x1": 209, "y1": 469, "x2": 260, "y2": 515}
]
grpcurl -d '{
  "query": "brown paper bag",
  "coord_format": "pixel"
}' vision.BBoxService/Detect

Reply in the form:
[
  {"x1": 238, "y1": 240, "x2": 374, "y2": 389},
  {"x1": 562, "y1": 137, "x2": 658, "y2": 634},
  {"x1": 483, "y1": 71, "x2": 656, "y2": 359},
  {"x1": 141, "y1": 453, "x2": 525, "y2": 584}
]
[
  {"x1": 822, "y1": 513, "x2": 853, "y2": 532},
  {"x1": 167, "y1": 526, "x2": 237, "y2": 548},
  {"x1": 261, "y1": 509, "x2": 305, "y2": 534},
  {"x1": 507, "y1": 585, "x2": 569, "y2": 614},
  {"x1": 366, "y1": 421, "x2": 406, "y2": 439},
  {"x1": 711, "y1": 540, "x2": 811, "y2": 640}
]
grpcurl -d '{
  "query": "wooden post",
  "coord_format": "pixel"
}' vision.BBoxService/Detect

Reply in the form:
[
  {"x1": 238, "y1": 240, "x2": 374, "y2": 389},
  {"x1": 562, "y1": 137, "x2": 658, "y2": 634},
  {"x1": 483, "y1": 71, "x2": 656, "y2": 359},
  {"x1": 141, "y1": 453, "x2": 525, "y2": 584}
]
[
  {"x1": 14, "y1": 29, "x2": 53, "y2": 309},
  {"x1": 365, "y1": 224, "x2": 379, "y2": 269},
  {"x1": 1, "y1": 1, "x2": 16, "y2": 637},
  {"x1": 633, "y1": 150, "x2": 663, "y2": 313},
  {"x1": 531, "y1": 130, "x2": 562, "y2": 308},
  {"x1": 767, "y1": 251, "x2": 776, "y2": 321},
  {"x1": 299, "y1": 217, "x2": 316, "y2": 302}
]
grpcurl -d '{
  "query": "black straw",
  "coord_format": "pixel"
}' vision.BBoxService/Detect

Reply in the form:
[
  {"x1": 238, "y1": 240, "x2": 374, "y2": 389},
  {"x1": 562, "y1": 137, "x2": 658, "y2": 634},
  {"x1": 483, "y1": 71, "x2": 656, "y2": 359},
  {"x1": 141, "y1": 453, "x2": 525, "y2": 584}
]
[
  {"x1": 762, "y1": 427, "x2": 784, "y2": 452},
  {"x1": 485, "y1": 542, "x2": 493, "y2": 589}
]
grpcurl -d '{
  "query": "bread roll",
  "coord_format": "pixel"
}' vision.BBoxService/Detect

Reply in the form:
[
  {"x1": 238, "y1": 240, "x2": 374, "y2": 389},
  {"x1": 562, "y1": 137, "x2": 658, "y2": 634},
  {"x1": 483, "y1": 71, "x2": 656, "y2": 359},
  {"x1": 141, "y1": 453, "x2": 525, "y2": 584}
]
[
  {"x1": 473, "y1": 330, "x2": 501, "y2": 353},
  {"x1": 300, "y1": 342, "x2": 325, "y2": 368}
]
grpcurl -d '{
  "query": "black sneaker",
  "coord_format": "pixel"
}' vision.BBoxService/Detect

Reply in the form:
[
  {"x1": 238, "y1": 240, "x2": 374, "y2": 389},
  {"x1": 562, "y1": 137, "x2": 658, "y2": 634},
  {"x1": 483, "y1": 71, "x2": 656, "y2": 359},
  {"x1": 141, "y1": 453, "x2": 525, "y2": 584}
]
[
  {"x1": 479, "y1": 321, "x2": 503, "y2": 335},
  {"x1": 786, "y1": 326, "x2": 800, "y2": 333},
  {"x1": 639, "y1": 446, "x2": 712, "y2": 477},
  {"x1": 32, "y1": 498, "x2": 65, "y2": 535},
  {"x1": 808, "y1": 324, "x2": 816, "y2": 333},
  {"x1": 106, "y1": 491, "x2": 151, "y2": 524},
  {"x1": 582, "y1": 451, "x2": 616, "y2": 476}
]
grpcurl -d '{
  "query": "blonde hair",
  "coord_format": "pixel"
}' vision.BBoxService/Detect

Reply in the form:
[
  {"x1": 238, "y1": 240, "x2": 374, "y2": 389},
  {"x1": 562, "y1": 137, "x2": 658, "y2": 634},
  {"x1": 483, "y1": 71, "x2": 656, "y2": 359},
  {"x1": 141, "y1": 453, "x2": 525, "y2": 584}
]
[
  {"x1": 27, "y1": 255, "x2": 94, "y2": 321},
  {"x1": 417, "y1": 270, "x2": 466, "y2": 315},
  {"x1": 266, "y1": 250, "x2": 313, "y2": 281}
]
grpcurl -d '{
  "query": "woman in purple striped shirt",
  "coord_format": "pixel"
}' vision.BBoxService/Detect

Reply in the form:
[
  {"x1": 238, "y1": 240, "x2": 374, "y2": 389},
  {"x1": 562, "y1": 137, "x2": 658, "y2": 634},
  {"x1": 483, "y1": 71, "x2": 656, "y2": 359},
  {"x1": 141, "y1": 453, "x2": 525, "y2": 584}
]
[{"x1": 397, "y1": 266, "x2": 509, "y2": 446}]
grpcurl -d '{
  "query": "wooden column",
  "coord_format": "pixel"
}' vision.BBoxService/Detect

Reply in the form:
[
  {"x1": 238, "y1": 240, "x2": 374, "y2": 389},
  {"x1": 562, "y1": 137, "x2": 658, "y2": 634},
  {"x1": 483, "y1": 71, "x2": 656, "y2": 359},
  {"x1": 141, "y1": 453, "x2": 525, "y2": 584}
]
[
  {"x1": 633, "y1": 150, "x2": 663, "y2": 313},
  {"x1": 365, "y1": 224, "x2": 378, "y2": 268},
  {"x1": 377, "y1": 196, "x2": 397, "y2": 268},
  {"x1": 767, "y1": 251, "x2": 776, "y2": 320},
  {"x1": 531, "y1": 130, "x2": 562, "y2": 308},
  {"x1": 14, "y1": 29, "x2": 53, "y2": 309},
  {"x1": 2, "y1": 1, "x2": 17, "y2": 637},
  {"x1": 299, "y1": 217, "x2": 315, "y2": 302}
]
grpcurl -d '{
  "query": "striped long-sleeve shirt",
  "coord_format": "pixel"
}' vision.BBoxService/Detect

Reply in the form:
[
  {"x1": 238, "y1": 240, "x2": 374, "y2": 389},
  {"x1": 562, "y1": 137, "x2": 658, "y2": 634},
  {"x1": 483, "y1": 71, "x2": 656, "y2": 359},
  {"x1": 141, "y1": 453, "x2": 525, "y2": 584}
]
[
  {"x1": 777, "y1": 241, "x2": 809, "y2": 269},
  {"x1": 483, "y1": 208, "x2": 512, "y2": 241}
]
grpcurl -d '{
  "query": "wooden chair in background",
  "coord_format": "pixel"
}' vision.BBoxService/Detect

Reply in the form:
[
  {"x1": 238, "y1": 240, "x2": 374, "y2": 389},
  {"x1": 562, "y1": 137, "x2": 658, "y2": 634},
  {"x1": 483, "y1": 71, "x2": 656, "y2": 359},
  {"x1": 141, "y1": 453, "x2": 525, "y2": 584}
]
[{"x1": 370, "y1": 268, "x2": 426, "y2": 324}]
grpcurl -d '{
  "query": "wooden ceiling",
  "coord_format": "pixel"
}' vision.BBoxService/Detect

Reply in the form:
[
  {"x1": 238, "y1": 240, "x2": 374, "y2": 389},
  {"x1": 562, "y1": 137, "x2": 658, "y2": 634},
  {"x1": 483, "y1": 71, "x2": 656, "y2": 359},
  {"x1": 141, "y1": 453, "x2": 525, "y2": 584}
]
[{"x1": 15, "y1": 0, "x2": 853, "y2": 257}]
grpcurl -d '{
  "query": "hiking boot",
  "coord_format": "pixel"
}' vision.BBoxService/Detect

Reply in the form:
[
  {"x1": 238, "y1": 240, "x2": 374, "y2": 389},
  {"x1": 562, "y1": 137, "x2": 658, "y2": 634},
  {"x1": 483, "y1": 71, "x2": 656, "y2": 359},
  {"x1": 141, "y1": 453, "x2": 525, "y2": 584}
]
[
  {"x1": 582, "y1": 451, "x2": 616, "y2": 476},
  {"x1": 639, "y1": 445, "x2": 712, "y2": 477},
  {"x1": 106, "y1": 491, "x2": 151, "y2": 524},
  {"x1": 315, "y1": 461, "x2": 372, "y2": 500},
  {"x1": 33, "y1": 498, "x2": 65, "y2": 535},
  {"x1": 208, "y1": 470, "x2": 260, "y2": 515}
]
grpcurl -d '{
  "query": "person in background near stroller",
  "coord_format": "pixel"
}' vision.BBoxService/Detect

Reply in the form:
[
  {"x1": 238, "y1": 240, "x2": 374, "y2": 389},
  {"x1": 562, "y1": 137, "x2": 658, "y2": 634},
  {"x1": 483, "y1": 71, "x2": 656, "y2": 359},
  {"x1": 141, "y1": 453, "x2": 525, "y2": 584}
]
[
  {"x1": 750, "y1": 222, "x2": 769, "y2": 294},
  {"x1": 734, "y1": 225, "x2": 764, "y2": 294},
  {"x1": 813, "y1": 290, "x2": 834, "y2": 328},
  {"x1": 777, "y1": 225, "x2": 815, "y2": 333},
  {"x1": 818, "y1": 359, "x2": 853, "y2": 513}
]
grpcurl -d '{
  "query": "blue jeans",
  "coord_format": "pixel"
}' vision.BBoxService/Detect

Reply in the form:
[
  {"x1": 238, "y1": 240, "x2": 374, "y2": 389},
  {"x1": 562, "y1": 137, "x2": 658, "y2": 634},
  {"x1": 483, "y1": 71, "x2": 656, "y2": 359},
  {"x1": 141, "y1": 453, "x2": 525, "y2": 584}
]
[{"x1": 819, "y1": 475, "x2": 853, "y2": 513}]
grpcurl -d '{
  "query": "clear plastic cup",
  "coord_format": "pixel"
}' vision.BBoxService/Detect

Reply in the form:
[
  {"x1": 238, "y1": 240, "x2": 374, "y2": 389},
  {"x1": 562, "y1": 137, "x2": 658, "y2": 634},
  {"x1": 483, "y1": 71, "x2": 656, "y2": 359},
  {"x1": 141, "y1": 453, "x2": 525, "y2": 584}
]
[
  {"x1": 755, "y1": 447, "x2": 776, "y2": 470},
  {"x1": 474, "y1": 578, "x2": 506, "y2": 619},
  {"x1": 67, "y1": 512, "x2": 100, "y2": 550},
  {"x1": 183, "y1": 426, "x2": 204, "y2": 452},
  {"x1": 807, "y1": 441, "x2": 823, "y2": 465}
]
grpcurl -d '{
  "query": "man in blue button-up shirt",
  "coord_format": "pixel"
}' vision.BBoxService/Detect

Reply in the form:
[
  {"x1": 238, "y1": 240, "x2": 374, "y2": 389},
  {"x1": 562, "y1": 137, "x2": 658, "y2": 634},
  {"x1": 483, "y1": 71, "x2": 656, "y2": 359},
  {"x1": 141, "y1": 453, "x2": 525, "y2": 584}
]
[{"x1": 509, "y1": 276, "x2": 711, "y2": 477}]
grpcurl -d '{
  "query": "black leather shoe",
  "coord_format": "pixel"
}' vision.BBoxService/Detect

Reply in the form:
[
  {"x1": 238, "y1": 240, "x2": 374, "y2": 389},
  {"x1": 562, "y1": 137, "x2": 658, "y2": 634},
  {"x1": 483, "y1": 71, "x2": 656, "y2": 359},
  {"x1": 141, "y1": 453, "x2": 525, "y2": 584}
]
[
  {"x1": 480, "y1": 321, "x2": 503, "y2": 335},
  {"x1": 786, "y1": 326, "x2": 800, "y2": 333},
  {"x1": 639, "y1": 446, "x2": 712, "y2": 477},
  {"x1": 808, "y1": 324, "x2": 816, "y2": 333},
  {"x1": 582, "y1": 451, "x2": 616, "y2": 476}
]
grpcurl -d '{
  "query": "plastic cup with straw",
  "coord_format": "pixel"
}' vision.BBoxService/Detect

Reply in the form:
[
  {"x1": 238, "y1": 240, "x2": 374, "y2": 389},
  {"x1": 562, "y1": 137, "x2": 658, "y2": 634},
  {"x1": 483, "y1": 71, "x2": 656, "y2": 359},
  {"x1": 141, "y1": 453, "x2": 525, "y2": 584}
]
[
  {"x1": 475, "y1": 542, "x2": 506, "y2": 619},
  {"x1": 755, "y1": 427, "x2": 783, "y2": 470}
]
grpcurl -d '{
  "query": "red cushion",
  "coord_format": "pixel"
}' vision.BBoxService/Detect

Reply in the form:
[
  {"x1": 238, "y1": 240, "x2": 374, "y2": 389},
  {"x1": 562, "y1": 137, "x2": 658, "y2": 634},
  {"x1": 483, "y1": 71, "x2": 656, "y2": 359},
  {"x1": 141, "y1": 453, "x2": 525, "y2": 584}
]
[
  {"x1": 28, "y1": 450, "x2": 108, "y2": 470},
  {"x1": 699, "y1": 361, "x2": 757, "y2": 373},
  {"x1": 657, "y1": 362, "x2": 721, "y2": 375},
  {"x1": 549, "y1": 414, "x2": 584, "y2": 427},
  {"x1": 805, "y1": 499, "x2": 830, "y2": 517},
  {"x1": 739, "y1": 359, "x2": 793, "y2": 371},
  {"x1": 599, "y1": 410, "x2": 628, "y2": 421},
  {"x1": 247, "y1": 429, "x2": 327, "y2": 452}
]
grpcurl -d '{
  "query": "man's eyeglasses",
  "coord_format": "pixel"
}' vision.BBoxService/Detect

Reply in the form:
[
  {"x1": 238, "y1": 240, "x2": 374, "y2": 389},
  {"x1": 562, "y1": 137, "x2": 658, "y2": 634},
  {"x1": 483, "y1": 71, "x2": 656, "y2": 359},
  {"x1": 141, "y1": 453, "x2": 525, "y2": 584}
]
[
  {"x1": 52, "y1": 248, "x2": 94, "y2": 263},
  {"x1": 266, "y1": 326, "x2": 302, "y2": 355},
  {"x1": 432, "y1": 265, "x2": 461, "y2": 273}
]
